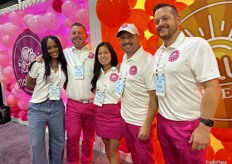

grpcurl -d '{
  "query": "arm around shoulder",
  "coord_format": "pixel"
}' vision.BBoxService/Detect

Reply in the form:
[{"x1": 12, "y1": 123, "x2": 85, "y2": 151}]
[
  {"x1": 25, "y1": 61, "x2": 38, "y2": 90},
  {"x1": 26, "y1": 75, "x2": 36, "y2": 90}
]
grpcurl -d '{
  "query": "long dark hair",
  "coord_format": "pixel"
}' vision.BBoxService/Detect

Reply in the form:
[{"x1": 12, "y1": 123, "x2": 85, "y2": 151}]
[
  {"x1": 29, "y1": 35, "x2": 68, "y2": 82},
  {"x1": 91, "y1": 42, "x2": 118, "y2": 92}
]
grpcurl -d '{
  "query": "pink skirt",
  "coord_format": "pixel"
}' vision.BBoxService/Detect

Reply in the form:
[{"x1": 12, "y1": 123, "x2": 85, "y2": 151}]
[{"x1": 95, "y1": 103, "x2": 124, "y2": 139}]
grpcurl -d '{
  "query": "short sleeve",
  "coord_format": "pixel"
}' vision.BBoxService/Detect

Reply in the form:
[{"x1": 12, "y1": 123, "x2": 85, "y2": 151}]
[{"x1": 29, "y1": 62, "x2": 43, "y2": 79}]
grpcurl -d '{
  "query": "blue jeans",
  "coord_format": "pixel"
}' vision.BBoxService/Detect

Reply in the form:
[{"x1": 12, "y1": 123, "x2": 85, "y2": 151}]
[{"x1": 28, "y1": 99, "x2": 65, "y2": 164}]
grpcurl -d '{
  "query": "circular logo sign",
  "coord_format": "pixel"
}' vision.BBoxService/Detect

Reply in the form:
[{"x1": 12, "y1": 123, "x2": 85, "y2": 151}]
[
  {"x1": 12, "y1": 31, "x2": 41, "y2": 95},
  {"x1": 179, "y1": 0, "x2": 232, "y2": 128}
]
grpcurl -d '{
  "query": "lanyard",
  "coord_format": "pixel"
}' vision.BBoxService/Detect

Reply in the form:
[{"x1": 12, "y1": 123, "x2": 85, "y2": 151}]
[
  {"x1": 96, "y1": 71, "x2": 107, "y2": 93},
  {"x1": 72, "y1": 50, "x2": 90, "y2": 66},
  {"x1": 49, "y1": 64, "x2": 62, "y2": 86},
  {"x1": 155, "y1": 49, "x2": 167, "y2": 76}
]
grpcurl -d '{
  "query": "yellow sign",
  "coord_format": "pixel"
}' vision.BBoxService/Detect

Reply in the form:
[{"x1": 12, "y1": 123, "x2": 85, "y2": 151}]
[{"x1": 179, "y1": 0, "x2": 232, "y2": 128}]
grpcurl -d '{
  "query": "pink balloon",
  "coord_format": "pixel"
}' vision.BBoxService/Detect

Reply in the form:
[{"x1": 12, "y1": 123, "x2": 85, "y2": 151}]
[
  {"x1": 9, "y1": 11, "x2": 25, "y2": 28},
  {"x1": 21, "y1": 113, "x2": 28, "y2": 121},
  {"x1": 3, "y1": 66, "x2": 15, "y2": 80},
  {"x1": 0, "y1": 54, "x2": 11, "y2": 67},
  {"x1": 0, "y1": 50, "x2": 11, "y2": 67},
  {"x1": 11, "y1": 88, "x2": 22, "y2": 99},
  {"x1": 6, "y1": 82, "x2": 14, "y2": 92},
  {"x1": 76, "y1": 9, "x2": 89, "y2": 30},
  {"x1": 64, "y1": 18, "x2": 74, "y2": 28},
  {"x1": 13, "y1": 111, "x2": 19, "y2": 118},
  {"x1": 2, "y1": 23, "x2": 21, "y2": 37},
  {"x1": 10, "y1": 107, "x2": 19, "y2": 114},
  {"x1": 1, "y1": 23, "x2": 10, "y2": 33},
  {"x1": 18, "y1": 111, "x2": 27, "y2": 120},
  {"x1": 14, "y1": 83, "x2": 24, "y2": 94},
  {"x1": 56, "y1": 35, "x2": 67, "y2": 48},
  {"x1": 10, "y1": 82, "x2": 16, "y2": 91},
  {"x1": 27, "y1": 15, "x2": 46, "y2": 34},
  {"x1": 23, "y1": 14, "x2": 32, "y2": 26},
  {"x1": 9, "y1": 11, "x2": 20, "y2": 20},
  {"x1": 1, "y1": 35, "x2": 14, "y2": 48},
  {"x1": 17, "y1": 98, "x2": 29, "y2": 111},
  {"x1": 0, "y1": 75, "x2": 12, "y2": 85},
  {"x1": 52, "y1": 0, "x2": 63, "y2": 13},
  {"x1": 7, "y1": 94, "x2": 18, "y2": 108},
  {"x1": 0, "y1": 25, "x2": 4, "y2": 38},
  {"x1": 62, "y1": 1, "x2": 81, "y2": 20},
  {"x1": 16, "y1": 10, "x2": 27, "y2": 17},
  {"x1": 53, "y1": 24, "x2": 67, "y2": 35},
  {"x1": 0, "y1": 50, "x2": 8, "y2": 56},
  {"x1": 43, "y1": 12, "x2": 61, "y2": 30},
  {"x1": 82, "y1": 0, "x2": 89, "y2": 11}
]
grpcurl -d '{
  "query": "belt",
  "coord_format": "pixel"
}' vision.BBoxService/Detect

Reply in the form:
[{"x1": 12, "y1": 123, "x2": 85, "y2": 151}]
[{"x1": 77, "y1": 100, "x2": 93, "y2": 104}]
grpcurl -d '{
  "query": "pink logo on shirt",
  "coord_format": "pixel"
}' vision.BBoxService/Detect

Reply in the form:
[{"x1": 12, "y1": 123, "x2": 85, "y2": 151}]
[
  {"x1": 129, "y1": 65, "x2": 137, "y2": 76},
  {"x1": 110, "y1": 73, "x2": 119, "y2": 82},
  {"x1": 169, "y1": 50, "x2": 180, "y2": 62},
  {"x1": 88, "y1": 52, "x2": 94, "y2": 59}
]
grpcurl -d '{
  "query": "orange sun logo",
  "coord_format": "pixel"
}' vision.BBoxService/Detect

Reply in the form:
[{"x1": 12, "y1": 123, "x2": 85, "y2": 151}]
[{"x1": 179, "y1": 0, "x2": 232, "y2": 128}]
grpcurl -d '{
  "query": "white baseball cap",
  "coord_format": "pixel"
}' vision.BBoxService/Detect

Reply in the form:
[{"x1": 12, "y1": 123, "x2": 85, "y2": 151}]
[{"x1": 116, "y1": 23, "x2": 139, "y2": 37}]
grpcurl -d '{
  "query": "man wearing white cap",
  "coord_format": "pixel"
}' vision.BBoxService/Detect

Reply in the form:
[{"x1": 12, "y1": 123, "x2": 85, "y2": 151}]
[{"x1": 115, "y1": 23, "x2": 158, "y2": 164}]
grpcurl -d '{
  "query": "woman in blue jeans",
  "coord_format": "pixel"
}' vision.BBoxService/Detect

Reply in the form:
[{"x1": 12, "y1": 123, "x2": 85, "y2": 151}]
[{"x1": 26, "y1": 35, "x2": 68, "y2": 164}]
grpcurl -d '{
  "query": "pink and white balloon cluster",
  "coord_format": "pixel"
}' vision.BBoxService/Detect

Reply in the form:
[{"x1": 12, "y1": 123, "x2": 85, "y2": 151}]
[
  {"x1": 0, "y1": 49, "x2": 29, "y2": 120},
  {"x1": 61, "y1": 0, "x2": 89, "y2": 29},
  {"x1": 0, "y1": 0, "x2": 89, "y2": 121},
  {"x1": 23, "y1": 0, "x2": 89, "y2": 34},
  {"x1": 0, "y1": 0, "x2": 89, "y2": 47}
]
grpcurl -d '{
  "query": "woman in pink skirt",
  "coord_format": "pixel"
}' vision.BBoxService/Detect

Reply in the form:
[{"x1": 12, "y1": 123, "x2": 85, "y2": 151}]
[{"x1": 91, "y1": 42, "x2": 124, "y2": 164}]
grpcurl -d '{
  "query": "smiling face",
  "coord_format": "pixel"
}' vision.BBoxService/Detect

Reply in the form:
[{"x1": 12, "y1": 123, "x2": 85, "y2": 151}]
[
  {"x1": 46, "y1": 38, "x2": 59, "y2": 60},
  {"x1": 97, "y1": 45, "x2": 112, "y2": 68},
  {"x1": 154, "y1": 6, "x2": 181, "y2": 46},
  {"x1": 118, "y1": 31, "x2": 140, "y2": 58},
  {"x1": 70, "y1": 25, "x2": 88, "y2": 50}
]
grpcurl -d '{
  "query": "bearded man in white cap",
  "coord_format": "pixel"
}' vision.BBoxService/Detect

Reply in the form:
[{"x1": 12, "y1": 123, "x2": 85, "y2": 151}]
[{"x1": 115, "y1": 23, "x2": 158, "y2": 164}]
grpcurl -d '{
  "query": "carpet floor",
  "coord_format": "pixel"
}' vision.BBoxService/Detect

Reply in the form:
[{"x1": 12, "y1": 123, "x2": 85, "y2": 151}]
[{"x1": 0, "y1": 121, "x2": 131, "y2": 164}]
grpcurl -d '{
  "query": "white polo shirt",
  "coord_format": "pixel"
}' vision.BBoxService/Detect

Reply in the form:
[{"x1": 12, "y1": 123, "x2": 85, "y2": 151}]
[
  {"x1": 154, "y1": 32, "x2": 220, "y2": 121},
  {"x1": 64, "y1": 43, "x2": 95, "y2": 101},
  {"x1": 120, "y1": 46, "x2": 156, "y2": 126},
  {"x1": 29, "y1": 62, "x2": 67, "y2": 103},
  {"x1": 96, "y1": 66, "x2": 120, "y2": 104}
]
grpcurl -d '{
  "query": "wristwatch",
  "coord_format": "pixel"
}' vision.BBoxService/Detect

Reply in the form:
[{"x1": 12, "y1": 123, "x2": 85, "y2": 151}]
[{"x1": 200, "y1": 118, "x2": 214, "y2": 127}]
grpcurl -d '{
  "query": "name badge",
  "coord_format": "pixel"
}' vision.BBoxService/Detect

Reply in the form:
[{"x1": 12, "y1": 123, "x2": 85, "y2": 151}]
[
  {"x1": 156, "y1": 74, "x2": 165, "y2": 97},
  {"x1": 94, "y1": 90, "x2": 105, "y2": 107},
  {"x1": 74, "y1": 64, "x2": 84, "y2": 80},
  {"x1": 49, "y1": 85, "x2": 60, "y2": 100},
  {"x1": 114, "y1": 78, "x2": 125, "y2": 98}
]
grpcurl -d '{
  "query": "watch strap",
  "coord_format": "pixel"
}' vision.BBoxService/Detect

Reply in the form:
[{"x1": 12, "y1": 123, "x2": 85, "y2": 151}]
[{"x1": 200, "y1": 118, "x2": 214, "y2": 127}]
